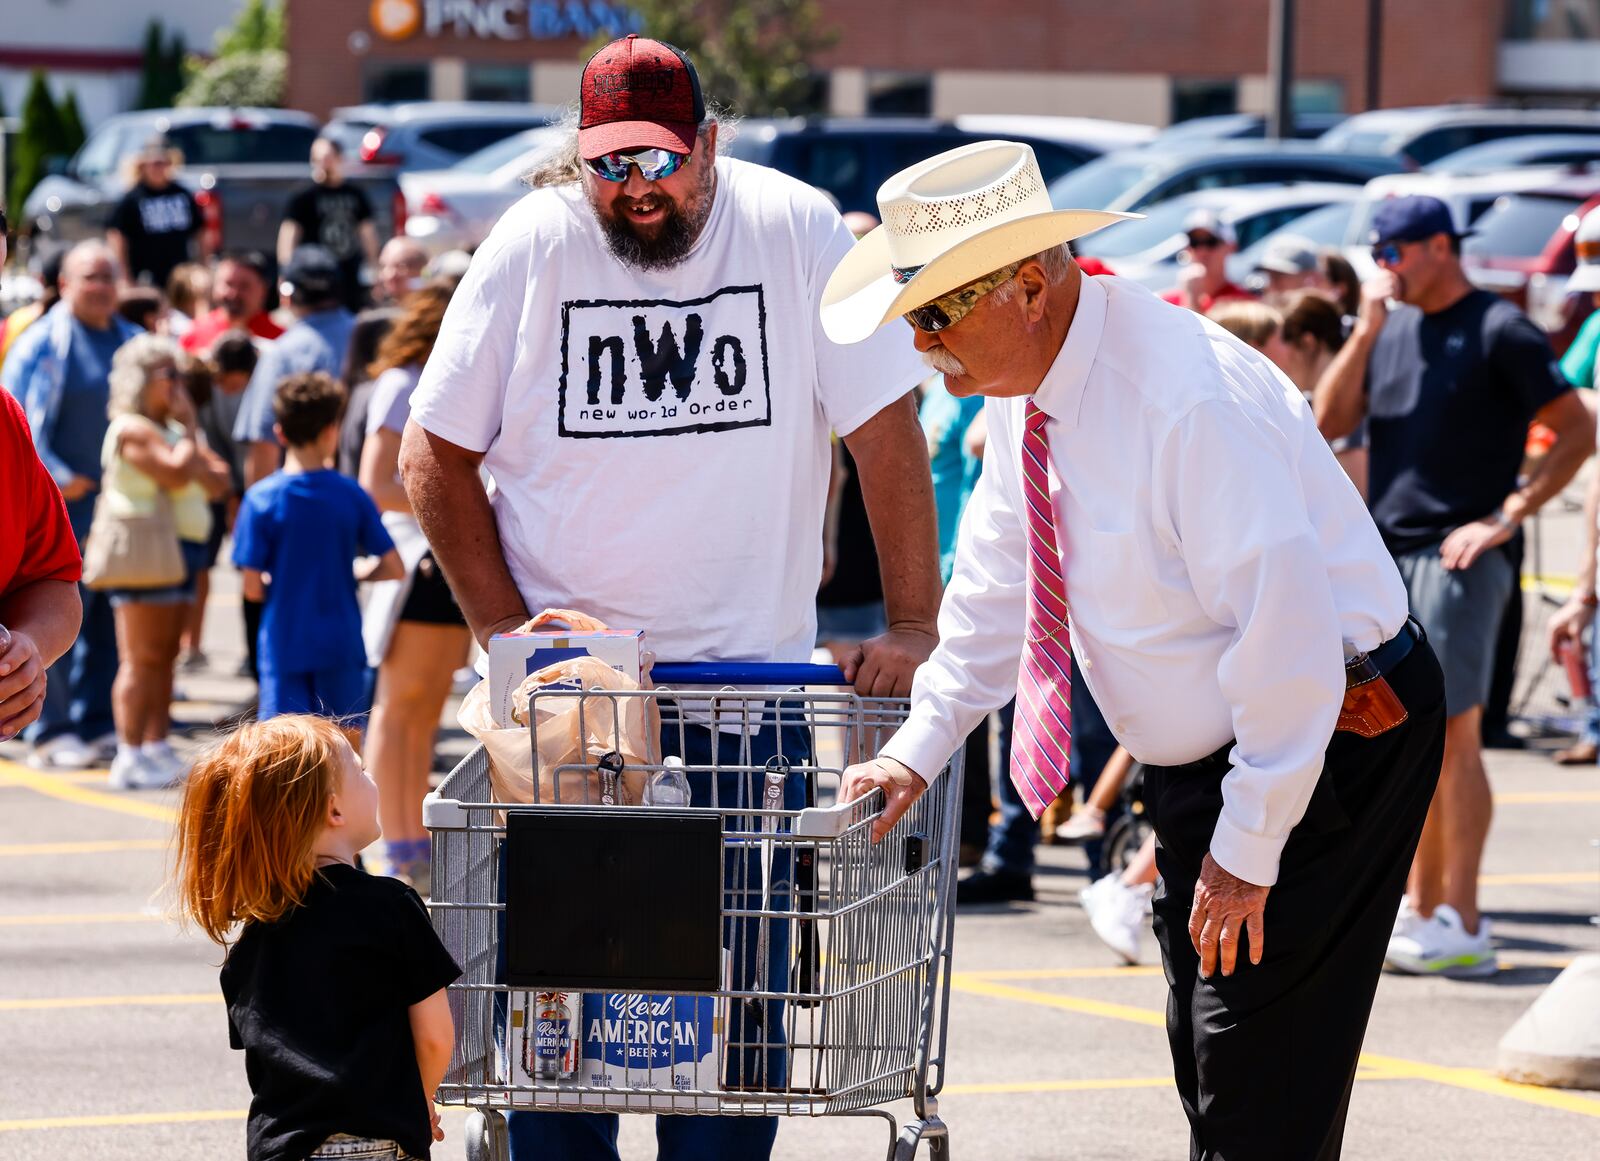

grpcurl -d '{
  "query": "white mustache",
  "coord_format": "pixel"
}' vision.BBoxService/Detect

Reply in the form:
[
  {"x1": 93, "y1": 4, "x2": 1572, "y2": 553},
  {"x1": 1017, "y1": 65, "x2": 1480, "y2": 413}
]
[{"x1": 920, "y1": 346, "x2": 968, "y2": 378}]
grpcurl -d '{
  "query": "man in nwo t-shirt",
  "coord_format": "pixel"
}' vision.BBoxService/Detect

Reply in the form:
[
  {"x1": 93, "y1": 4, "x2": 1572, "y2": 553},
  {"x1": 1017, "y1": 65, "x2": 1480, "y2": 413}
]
[{"x1": 400, "y1": 35, "x2": 940, "y2": 1161}]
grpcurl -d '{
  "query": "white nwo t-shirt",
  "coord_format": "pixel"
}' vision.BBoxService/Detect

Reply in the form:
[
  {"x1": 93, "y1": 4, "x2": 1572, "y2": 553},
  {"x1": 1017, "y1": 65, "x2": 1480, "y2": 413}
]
[{"x1": 410, "y1": 157, "x2": 925, "y2": 664}]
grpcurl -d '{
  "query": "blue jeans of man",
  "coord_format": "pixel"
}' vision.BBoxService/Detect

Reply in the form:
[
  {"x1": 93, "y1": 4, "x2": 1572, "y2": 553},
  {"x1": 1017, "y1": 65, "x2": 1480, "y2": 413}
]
[
  {"x1": 505, "y1": 711, "x2": 810, "y2": 1161},
  {"x1": 31, "y1": 498, "x2": 117, "y2": 745},
  {"x1": 983, "y1": 681, "x2": 1118, "y2": 877}
]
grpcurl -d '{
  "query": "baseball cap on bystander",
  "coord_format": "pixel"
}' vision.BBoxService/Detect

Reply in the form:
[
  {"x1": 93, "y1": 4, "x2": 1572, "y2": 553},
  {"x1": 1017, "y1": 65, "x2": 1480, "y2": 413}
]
[{"x1": 578, "y1": 34, "x2": 706, "y2": 161}]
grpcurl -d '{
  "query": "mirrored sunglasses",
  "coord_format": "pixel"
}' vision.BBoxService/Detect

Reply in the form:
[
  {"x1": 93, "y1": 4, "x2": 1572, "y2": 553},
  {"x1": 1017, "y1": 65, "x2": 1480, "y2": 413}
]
[
  {"x1": 905, "y1": 263, "x2": 1022, "y2": 334},
  {"x1": 1371, "y1": 241, "x2": 1404, "y2": 266},
  {"x1": 584, "y1": 147, "x2": 688, "y2": 183}
]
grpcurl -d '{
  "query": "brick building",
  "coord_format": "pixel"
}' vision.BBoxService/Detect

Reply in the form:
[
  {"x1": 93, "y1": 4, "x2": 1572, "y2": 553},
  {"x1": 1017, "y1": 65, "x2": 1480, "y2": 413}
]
[{"x1": 286, "y1": 0, "x2": 1600, "y2": 126}]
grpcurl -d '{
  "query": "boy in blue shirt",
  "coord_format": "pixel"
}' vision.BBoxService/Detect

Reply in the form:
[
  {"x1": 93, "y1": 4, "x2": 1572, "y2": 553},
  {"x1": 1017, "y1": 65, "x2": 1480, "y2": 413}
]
[{"x1": 233, "y1": 372, "x2": 401, "y2": 721}]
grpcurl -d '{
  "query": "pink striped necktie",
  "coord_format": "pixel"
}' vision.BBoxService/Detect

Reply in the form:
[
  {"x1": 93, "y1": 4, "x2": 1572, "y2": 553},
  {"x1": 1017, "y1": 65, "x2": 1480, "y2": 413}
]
[{"x1": 1010, "y1": 399, "x2": 1073, "y2": 819}]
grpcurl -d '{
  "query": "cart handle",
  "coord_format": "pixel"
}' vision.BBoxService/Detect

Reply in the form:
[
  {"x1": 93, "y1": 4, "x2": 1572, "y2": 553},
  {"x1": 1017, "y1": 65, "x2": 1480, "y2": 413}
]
[{"x1": 650, "y1": 662, "x2": 849, "y2": 687}]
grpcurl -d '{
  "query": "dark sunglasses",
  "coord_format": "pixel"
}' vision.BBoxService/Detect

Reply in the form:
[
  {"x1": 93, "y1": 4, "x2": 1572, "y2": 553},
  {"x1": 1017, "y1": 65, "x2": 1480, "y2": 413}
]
[
  {"x1": 584, "y1": 147, "x2": 688, "y2": 184},
  {"x1": 1186, "y1": 233, "x2": 1223, "y2": 251},
  {"x1": 905, "y1": 263, "x2": 1022, "y2": 334},
  {"x1": 1371, "y1": 241, "x2": 1409, "y2": 266}
]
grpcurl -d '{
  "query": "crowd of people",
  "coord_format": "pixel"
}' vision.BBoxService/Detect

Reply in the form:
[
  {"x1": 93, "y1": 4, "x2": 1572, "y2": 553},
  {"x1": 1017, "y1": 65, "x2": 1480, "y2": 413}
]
[{"x1": 5, "y1": 31, "x2": 1600, "y2": 1161}]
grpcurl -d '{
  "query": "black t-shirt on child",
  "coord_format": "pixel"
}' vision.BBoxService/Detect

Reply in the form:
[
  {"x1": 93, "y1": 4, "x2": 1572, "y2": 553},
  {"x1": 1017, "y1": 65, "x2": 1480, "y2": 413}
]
[
  {"x1": 221, "y1": 863, "x2": 460, "y2": 1161},
  {"x1": 1365, "y1": 289, "x2": 1571, "y2": 554}
]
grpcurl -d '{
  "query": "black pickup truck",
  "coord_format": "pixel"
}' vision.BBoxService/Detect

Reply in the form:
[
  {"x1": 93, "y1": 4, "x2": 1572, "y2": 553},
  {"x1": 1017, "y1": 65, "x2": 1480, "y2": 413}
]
[{"x1": 20, "y1": 106, "x2": 398, "y2": 265}]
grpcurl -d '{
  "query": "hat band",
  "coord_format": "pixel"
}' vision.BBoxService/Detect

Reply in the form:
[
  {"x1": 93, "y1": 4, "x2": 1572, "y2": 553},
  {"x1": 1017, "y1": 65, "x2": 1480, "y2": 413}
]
[{"x1": 891, "y1": 263, "x2": 924, "y2": 285}]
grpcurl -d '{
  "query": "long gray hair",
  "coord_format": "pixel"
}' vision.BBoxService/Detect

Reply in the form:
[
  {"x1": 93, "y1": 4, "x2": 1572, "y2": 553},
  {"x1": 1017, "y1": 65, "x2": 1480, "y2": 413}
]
[
  {"x1": 523, "y1": 103, "x2": 740, "y2": 189},
  {"x1": 107, "y1": 333, "x2": 182, "y2": 419}
]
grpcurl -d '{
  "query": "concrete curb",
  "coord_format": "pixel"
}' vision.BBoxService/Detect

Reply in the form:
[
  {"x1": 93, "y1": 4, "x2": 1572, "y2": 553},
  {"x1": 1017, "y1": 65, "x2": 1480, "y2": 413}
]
[{"x1": 1497, "y1": 953, "x2": 1600, "y2": 1090}]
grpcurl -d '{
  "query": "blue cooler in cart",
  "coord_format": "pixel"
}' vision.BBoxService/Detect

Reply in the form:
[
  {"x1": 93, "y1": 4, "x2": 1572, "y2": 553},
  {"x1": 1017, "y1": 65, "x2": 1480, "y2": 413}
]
[{"x1": 424, "y1": 663, "x2": 963, "y2": 1161}]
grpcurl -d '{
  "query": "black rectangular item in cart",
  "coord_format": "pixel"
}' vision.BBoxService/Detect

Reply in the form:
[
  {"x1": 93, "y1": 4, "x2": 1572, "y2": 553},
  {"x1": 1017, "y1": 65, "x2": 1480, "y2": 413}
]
[{"x1": 503, "y1": 808, "x2": 722, "y2": 992}]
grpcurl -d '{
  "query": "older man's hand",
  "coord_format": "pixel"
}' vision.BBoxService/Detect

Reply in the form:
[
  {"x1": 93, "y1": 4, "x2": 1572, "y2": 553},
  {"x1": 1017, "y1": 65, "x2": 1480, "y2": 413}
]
[
  {"x1": 842, "y1": 625, "x2": 937, "y2": 698},
  {"x1": 840, "y1": 756, "x2": 928, "y2": 843},
  {"x1": 1188, "y1": 853, "x2": 1270, "y2": 978}
]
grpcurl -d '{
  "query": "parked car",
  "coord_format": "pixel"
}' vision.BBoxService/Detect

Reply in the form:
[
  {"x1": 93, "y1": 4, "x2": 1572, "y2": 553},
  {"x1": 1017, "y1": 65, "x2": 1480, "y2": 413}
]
[
  {"x1": 1462, "y1": 177, "x2": 1600, "y2": 353},
  {"x1": 1048, "y1": 140, "x2": 1401, "y2": 214},
  {"x1": 400, "y1": 126, "x2": 564, "y2": 255},
  {"x1": 1153, "y1": 112, "x2": 1347, "y2": 144},
  {"x1": 1426, "y1": 134, "x2": 1600, "y2": 175},
  {"x1": 1319, "y1": 105, "x2": 1600, "y2": 168},
  {"x1": 1077, "y1": 184, "x2": 1361, "y2": 291},
  {"x1": 324, "y1": 101, "x2": 561, "y2": 177},
  {"x1": 17, "y1": 107, "x2": 397, "y2": 259},
  {"x1": 1341, "y1": 167, "x2": 1578, "y2": 280},
  {"x1": 721, "y1": 117, "x2": 1129, "y2": 213}
]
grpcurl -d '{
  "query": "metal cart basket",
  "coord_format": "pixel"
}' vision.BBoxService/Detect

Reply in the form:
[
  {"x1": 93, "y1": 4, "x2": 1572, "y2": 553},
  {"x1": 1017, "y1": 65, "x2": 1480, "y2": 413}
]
[{"x1": 424, "y1": 663, "x2": 962, "y2": 1160}]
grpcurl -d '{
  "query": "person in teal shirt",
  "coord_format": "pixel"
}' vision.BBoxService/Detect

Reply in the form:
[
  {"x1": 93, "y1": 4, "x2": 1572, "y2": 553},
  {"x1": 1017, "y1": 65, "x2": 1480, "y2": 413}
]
[
  {"x1": 1562, "y1": 206, "x2": 1600, "y2": 389},
  {"x1": 918, "y1": 375, "x2": 985, "y2": 582}
]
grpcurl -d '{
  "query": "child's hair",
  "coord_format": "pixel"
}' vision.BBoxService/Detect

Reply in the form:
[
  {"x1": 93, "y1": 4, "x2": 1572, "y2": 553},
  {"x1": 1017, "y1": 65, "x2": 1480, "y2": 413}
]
[
  {"x1": 165, "y1": 262, "x2": 211, "y2": 317},
  {"x1": 1279, "y1": 289, "x2": 1346, "y2": 354},
  {"x1": 173, "y1": 715, "x2": 350, "y2": 945},
  {"x1": 273, "y1": 371, "x2": 347, "y2": 447},
  {"x1": 1207, "y1": 299, "x2": 1283, "y2": 351},
  {"x1": 212, "y1": 329, "x2": 260, "y2": 378},
  {"x1": 118, "y1": 285, "x2": 165, "y2": 332},
  {"x1": 179, "y1": 351, "x2": 215, "y2": 411}
]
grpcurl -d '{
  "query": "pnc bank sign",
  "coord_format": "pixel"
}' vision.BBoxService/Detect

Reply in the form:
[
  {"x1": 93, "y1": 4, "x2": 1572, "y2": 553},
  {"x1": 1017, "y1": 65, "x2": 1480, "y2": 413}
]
[{"x1": 370, "y1": 0, "x2": 641, "y2": 42}]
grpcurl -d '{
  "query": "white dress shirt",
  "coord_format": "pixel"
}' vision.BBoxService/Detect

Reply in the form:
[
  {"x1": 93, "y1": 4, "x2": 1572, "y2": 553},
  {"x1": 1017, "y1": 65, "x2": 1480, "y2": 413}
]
[{"x1": 881, "y1": 274, "x2": 1409, "y2": 886}]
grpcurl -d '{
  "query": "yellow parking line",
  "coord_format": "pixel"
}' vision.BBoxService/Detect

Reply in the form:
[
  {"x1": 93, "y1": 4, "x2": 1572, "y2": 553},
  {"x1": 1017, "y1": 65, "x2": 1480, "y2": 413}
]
[
  {"x1": 0, "y1": 912, "x2": 163, "y2": 928},
  {"x1": 0, "y1": 759, "x2": 175, "y2": 823},
  {"x1": 1480, "y1": 872, "x2": 1598, "y2": 887},
  {"x1": 958, "y1": 966, "x2": 1164, "y2": 981},
  {"x1": 0, "y1": 839, "x2": 167, "y2": 857},
  {"x1": 950, "y1": 978, "x2": 1600, "y2": 1118},
  {"x1": 0, "y1": 1109, "x2": 246, "y2": 1133},
  {"x1": 1494, "y1": 791, "x2": 1600, "y2": 805},
  {"x1": 0, "y1": 993, "x2": 217, "y2": 1012},
  {"x1": 950, "y1": 974, "x2": 1166, "y2": 1028}
]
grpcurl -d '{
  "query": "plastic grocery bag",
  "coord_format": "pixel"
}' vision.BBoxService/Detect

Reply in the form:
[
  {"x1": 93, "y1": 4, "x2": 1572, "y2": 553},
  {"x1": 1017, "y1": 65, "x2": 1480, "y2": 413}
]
[{"x1": 459, "y1": 657, "x2": 658, "y2": 807}]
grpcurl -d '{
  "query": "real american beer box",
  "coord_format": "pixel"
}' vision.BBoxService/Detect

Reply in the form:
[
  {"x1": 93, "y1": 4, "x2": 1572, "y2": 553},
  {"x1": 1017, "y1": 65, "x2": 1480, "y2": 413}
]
[
  {"x1": 510, "y1": 987, "x2": 726, "y2": 1111},
  {"x1": 486, "y1": 627, "x2": 645, "y2": 728}
]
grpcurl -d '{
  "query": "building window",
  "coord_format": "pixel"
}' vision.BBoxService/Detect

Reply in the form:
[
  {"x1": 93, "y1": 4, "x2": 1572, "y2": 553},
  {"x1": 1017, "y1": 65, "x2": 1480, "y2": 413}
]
[
  {"x1": 866, "y1": 72, "x2": 932, "y2": 116},
  {"x1": 467, "y1": 64, "x2": 531, "y2": 103},
  {"x1": 364, "y1": 62, "x2": 430, "y2": 103},
  {"x1": 1294, "y1": 79, "x2": 1345, "y2": 114},
  {"x1": 1171, "y1": 79, "x2": 1238, "y2": 124},
  {"x1": 1505, "y1": 0, "x2": 1600, "y2": 40}
]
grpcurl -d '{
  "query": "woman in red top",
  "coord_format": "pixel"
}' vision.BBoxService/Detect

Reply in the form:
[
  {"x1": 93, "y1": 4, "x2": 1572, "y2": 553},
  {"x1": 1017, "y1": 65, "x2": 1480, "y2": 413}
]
[{"x1": 1, "y1": 383, "x2": 85, "y2": 740}]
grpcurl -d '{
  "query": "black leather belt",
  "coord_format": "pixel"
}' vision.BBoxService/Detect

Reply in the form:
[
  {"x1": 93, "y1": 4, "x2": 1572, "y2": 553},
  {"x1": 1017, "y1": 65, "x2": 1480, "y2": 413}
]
[{"x1": 1348, "y1": 616, "x2": 1422, "y2": 690}]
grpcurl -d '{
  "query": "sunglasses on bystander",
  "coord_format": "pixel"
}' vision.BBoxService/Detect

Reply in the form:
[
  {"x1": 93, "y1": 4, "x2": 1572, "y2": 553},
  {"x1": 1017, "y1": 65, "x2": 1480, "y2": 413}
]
[{"x1": 584, "y1": 147, "x2": 689, "y2": 184}]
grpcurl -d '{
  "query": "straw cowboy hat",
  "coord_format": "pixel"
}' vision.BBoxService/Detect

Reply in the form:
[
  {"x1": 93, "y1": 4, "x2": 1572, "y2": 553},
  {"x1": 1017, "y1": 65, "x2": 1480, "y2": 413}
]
[{"x1": 821, "y1": 140, "x2": 1137, "y2": 346}]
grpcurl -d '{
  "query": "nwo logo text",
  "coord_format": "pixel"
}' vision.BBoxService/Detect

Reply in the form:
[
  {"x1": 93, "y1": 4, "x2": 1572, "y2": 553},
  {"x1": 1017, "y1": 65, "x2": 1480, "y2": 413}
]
[{"x1": 559, "y1": 285, "x2": 772, "y2": 439}]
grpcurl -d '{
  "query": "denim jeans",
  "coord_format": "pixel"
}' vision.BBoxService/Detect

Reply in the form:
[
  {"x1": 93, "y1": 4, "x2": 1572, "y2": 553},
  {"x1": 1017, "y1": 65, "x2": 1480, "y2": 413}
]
[
  {"x1": 983, "y1": 680, "x2": 1119, "y2": 877},
  {"x1": 505, "y1": 711, "x2": 810, "y2": 1161},
  {"x1": 307, "y1": 1135, "x2": 416, "y2": 1159}
]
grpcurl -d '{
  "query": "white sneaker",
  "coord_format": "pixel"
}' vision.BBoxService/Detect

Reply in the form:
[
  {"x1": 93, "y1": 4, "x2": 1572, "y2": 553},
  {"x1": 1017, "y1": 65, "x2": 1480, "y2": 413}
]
[
  {"x1": 29, "y1": 734, "x2": 92, "y2": 770},
  {"x1": 85, "y1": 732, "x2": 121, "y2": 765},
  {"x1": 1055, "y1": 808, "x2": 1106, "y2": 843},
  {"x1": 1079, "y1": 872, "x2": 1153, "y2": 965},
  {"x1": 1392, "y1": 894, "x2": 1424, "y2": 939},
  {"x1": 109, "y1": 748, "x2": 155, "y2": 790},
  {"x1": 141, "y1": 741, "x2": 190, "y2": 786},
  {"x1": 1385, "y1": 904, "x2": 1497, "y2": 978}
]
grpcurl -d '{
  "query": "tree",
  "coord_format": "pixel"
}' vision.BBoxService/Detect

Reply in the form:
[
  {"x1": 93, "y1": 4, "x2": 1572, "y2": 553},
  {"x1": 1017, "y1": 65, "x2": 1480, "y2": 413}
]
[
  {"x1": 176, "y1": 0, "x2": 287, "y2": 109},
  {"x1": 9, "y1": 71, "x2": 71, "y2": 223},
  {"x1": 177, "y1": 52, "x2": 286, "y2": 110},
  {"x1": 136, "y1": 19, "x2": 187, "y2": 109},
  {"x1": 614, "y1": 0, "x2": 836, "y2": 118},
  {"x1": 214, "y1": 0, "x2": 286, "y2": 56},
  {"x1": 58, "y1": 90, "x2": 87, "y2": 157}
]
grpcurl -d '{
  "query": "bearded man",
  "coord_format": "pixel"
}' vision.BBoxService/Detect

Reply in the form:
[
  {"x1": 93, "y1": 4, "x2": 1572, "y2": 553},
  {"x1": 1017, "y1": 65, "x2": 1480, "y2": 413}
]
[{"x1": 398, "y1": 34, "x2": 940, "y2": 1161}]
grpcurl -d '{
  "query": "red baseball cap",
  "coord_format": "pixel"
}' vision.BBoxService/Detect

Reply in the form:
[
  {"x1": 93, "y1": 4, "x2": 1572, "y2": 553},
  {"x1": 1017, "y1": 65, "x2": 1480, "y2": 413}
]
[{"x1": 578, "y1": 34, "x2": 706, "y2": 160}]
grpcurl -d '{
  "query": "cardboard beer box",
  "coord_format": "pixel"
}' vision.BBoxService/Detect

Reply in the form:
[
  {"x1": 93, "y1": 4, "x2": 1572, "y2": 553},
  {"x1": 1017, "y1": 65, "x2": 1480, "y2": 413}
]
[
  {"x1": 487, "y1": 627, "x2": 644, "y2": 727},
  {"x1": 509, "y1": 987, "x2": 725, "y2": 1111}
]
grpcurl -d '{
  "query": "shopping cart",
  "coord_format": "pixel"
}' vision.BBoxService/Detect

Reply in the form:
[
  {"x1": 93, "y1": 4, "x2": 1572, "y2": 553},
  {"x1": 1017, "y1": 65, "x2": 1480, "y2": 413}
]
[{"x1": 424, "y1": 662, "x2": 963, "y2": 1161}]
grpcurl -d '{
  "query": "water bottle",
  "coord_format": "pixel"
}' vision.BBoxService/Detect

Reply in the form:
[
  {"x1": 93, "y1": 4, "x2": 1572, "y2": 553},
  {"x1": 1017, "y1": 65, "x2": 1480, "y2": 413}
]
[{"x1": 644, "y1": 755, "x2": 692, "y2": 807}]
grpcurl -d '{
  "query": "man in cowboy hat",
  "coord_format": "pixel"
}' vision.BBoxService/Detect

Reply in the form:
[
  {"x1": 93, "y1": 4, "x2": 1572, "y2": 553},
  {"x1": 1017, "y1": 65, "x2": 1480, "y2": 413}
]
[
  {"x1": 834, "y1": 140, "x2": 1447, "y2": 1159},
  {"x1": 400, "y1": 33, "x2": 939, "y2": 1161}
]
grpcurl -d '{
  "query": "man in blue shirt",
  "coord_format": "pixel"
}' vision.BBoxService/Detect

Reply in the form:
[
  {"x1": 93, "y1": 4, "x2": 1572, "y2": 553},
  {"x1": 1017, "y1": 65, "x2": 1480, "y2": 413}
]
[
  {"x1": 233, "y1": 371, "x2": 401, "y2": 720},
  {"x1": 233, "y1": 246, "x2": 356, "y2": 487},
  {"x1": 2, "y1": 241, "x2": 142, "y2": 768}
]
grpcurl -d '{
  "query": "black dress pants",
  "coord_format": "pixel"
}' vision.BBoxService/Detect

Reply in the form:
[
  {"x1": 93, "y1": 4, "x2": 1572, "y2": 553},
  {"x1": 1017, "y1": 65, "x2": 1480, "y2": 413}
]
[{"x1": 1144, "y1": 636, "x2": 1445, "y2": 1161}]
